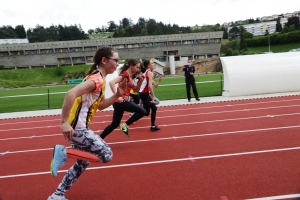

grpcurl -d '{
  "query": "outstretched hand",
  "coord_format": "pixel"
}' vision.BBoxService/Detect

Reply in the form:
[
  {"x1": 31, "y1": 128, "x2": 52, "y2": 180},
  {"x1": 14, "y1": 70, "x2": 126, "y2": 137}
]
[{"x1": 117, "y1": 78, "x2": 127, "y2": 97}]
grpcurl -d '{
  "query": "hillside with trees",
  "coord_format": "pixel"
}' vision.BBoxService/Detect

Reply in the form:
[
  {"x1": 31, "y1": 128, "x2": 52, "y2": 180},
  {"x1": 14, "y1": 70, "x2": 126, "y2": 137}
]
[{"x1": 0, "y1": 24, "x2": 88, "y2": 42}]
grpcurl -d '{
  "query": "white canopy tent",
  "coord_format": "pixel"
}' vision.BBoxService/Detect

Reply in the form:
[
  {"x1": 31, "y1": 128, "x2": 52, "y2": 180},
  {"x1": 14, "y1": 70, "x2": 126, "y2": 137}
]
[{"x1": 221, "y1": 52, "x2": 300, "y2": 97}]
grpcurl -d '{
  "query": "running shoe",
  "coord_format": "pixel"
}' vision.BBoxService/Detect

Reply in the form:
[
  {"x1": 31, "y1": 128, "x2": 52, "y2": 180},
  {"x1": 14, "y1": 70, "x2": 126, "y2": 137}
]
[
  {"x1": 196, "y1": 98, "x2": 200, "y2": 101},
  {"x1": 120, "y1": 123, "x2": 130, "y2": 138},
  {"x1": 150, "y1": 126, "x2": 160, "y2": 132},
  {"x1": 47, "y1": 195, "x2": 68, "y2": 200},
  {"x1": 50, "y1": 145, "x2": 67, "y2": 177}
]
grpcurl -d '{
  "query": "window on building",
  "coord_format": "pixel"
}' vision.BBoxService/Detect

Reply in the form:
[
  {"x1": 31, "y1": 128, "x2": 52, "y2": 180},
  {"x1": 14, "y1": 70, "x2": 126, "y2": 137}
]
[
  {"x1": 195, "y1": 39, "x2": 208, "y2": 44},
  {"x1": 72, "y1": 57, "x2": 85, "y2": 63},
  {"x1": 168, "y1": 41, "x2": 181, "y2": 46},
  {"x1": 41, "y1": 49, "x2": 54, "y2": 54},
  {"x1": 112, "y1": 44, "x2": 125, "y2": 49},
  {"x1": 58, "y1": 58, "x2": 71, "y2": 64},
  {"x1": 69, "y1": 47, "x2": 83, "y2": 52},
  {"x1": 182, "y1": 40, "x2": 194, "y2": 45}
]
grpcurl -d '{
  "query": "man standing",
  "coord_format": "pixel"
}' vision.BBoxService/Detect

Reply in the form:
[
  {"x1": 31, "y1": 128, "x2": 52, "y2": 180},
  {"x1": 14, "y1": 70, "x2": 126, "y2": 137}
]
[{"x1": 182, "y1": 59, "x2": 200, "y2": 102}]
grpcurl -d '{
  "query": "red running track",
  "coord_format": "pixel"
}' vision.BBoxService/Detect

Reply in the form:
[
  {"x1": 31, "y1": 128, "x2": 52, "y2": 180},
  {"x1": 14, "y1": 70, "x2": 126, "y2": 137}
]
[{"x1": 1, "y1": 96, "x2": 300, "y2": 200}]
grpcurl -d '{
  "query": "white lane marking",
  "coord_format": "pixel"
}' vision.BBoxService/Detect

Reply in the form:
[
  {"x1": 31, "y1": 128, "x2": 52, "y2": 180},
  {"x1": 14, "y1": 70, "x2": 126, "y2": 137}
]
[
  {"x1": 1, "y1": 150, "x2": 9, "y2": 156},
  {"x1": 2, "y1": 98, "x2": 300, "y2": 126},
  {"x1": 1, "y1": 107, "x2": 300, "y2": 134},
  {"x1": 2, "y1": 124, "x2": 300, "y2": 154},
  {"x1": 1, "y1": 146, "x2": 300, "y2": 179},
  {"x1": 1, "y1": 111, "x2": 300, "y2": 140},
  {"x1": 246, "y1": 193, "x2": 300, "y2": 200}
]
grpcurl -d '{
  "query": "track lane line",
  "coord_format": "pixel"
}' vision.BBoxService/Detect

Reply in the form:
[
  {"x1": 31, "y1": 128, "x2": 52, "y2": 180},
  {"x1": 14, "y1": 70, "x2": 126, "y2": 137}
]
[
  {"x1": 246, "y1": 193, "x2": 300, "y2": 200},
  {"x1": 2, "y1": 124, "x2": 300, "y2": 154},
  {"x1": 2, "y1": 98, "x2": 300, "y2": 126},
  {"x1": 1, "y1": 110, "x2": 300, "y2": 134},
  {"x1": 1, "y1": 146, "x2": 300, "y2": 179}
]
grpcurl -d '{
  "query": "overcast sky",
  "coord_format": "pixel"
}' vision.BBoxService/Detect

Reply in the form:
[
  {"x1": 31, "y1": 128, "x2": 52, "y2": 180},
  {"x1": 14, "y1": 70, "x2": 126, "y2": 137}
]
[{"x1": 1, "y1": 0, "x2": 299, "y2": 32}]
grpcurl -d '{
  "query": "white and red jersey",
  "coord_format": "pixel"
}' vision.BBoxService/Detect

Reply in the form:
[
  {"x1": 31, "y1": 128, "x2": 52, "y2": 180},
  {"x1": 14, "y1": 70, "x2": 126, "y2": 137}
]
[{"x1": 139, "y1": 70, "x2": 150, "y2": 93}]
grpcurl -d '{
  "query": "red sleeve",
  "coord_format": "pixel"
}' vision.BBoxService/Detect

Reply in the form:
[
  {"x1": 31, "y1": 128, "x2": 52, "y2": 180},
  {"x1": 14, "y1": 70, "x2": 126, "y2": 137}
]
[{"x1": 120, "y1": 71, "x2": 130, "y2": 80}]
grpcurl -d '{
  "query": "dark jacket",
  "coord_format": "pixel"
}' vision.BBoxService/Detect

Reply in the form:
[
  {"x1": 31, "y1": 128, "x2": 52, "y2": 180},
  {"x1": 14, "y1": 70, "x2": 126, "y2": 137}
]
[{"x1": 183, "y1": 65, "x2": 195, "y2": 79}]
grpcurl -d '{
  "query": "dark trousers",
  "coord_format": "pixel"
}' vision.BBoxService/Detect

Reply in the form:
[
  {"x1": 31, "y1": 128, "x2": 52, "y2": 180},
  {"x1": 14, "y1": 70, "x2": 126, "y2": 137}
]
[
  {"x1": 130, "y1": 93, "x2": 140, "y2": 105},
  {"x1": 100, "y1": 101, "x2": 146, "y2": 139},
  {"x1": 185, "y1": 77, "x2": 199, "y2": 100},
  {"x1": 139, "y1": 92, "x2": 157, "y2": 126}
]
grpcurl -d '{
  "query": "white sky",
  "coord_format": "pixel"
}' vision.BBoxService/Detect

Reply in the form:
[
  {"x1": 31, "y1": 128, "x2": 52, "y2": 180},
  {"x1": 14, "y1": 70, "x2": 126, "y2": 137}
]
[{"x1": 1, "y1": 0, "x2": 299, "y2": 32}]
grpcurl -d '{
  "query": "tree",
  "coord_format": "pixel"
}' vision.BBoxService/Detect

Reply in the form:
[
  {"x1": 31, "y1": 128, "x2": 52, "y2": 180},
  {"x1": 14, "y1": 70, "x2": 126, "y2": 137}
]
[
  {"x1": 46, "y1": 25, "x2": 60, "y2": 41},
  {"x1": 107, "y1": 21, "x2": 118, "y2": 32},
  {"x1": 27, "y1": 24, "x2": 48, "y2": 42},
  {"x1": 147, "y1": 19, "x2": 157, "y2": 35},
  {"x1": 275, "y1": 17, "x2": 282, "y2": 33},
  {"x1": 285, "y1": 16, "x2": 300, "y2": 30},
  {"x1": 244, "y1": 32, "x2": 253, "y2": 39},
  {"x1": 15, "y1": 25, "x2": 26, "y2": 38},
  {"x1": 239, "y1": 26, "x2": 247, "y2": 51},
  {"x1": 137, "y1": 17, "x2": 147, "y2": 29},
  {"x1": 94, "y1": 27, "x2": 101, "y2": 34},
  {"x1": 228, "y1": 26, "x2": 240, "y2": 40},
  {"x1": 119, "y1": 18, "x2": 132, "y2": 28},
  {"x1": 282, "y1": 24, "x2": 297, "y2": 33},
  {"x1": 0, "y1": 26, "x2": 18, "y2": 39},
  {"x1": 221, "y1": 26, "x2": 228, "y2": 39},
  {"x1": 88, "y1": 29, "x2": 94, "y2": 34}
]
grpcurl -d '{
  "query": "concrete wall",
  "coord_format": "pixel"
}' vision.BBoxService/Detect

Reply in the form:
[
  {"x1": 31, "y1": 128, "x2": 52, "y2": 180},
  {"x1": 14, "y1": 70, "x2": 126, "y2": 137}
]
[
  {"x1": 221, "y1": 52, "x2": 300, "y2": 97},
  {"x1": 0, "y1": 32, "x2": 223, "y2": 68}
]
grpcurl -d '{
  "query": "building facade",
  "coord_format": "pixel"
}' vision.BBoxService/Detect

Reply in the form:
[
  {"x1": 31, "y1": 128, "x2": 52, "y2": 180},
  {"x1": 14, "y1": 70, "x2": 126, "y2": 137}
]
[
  {"x1": 228, "y1": 18, "x2": 288, "y2": 36},
  {"x1": 0, "y1": 32, "x2": 223, "y2": 69}
]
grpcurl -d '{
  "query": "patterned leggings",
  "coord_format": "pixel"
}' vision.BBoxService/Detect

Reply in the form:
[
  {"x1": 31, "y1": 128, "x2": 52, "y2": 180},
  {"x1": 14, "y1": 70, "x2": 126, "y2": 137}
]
[{"x1": 54, "y1": 128, "x2": 113, "y2": 196}]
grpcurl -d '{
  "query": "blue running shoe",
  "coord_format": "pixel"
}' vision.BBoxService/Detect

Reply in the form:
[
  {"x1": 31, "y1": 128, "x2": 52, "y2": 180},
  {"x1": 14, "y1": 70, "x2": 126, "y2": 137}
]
[
  {"x1": 47, "y1": 195, "x2": 68, "y2": 200},
  {"x1": 50, "y1": 145, "x2": 67, "y2": 177}
]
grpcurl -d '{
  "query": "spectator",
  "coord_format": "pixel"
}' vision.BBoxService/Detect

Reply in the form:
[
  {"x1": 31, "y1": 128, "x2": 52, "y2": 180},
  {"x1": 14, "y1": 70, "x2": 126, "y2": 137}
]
[{"x1": 182, "y1": 59, "x2": 200, "y2": 102}]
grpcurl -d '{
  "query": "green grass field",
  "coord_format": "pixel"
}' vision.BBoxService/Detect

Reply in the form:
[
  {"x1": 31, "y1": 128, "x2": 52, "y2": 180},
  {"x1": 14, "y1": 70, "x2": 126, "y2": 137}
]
[
  {"x1": 247, "y1": 41, "x2": 300, "y2": 53},
  {"x1": 0, "y1": 74, "x2": 223, "y2": 113}
]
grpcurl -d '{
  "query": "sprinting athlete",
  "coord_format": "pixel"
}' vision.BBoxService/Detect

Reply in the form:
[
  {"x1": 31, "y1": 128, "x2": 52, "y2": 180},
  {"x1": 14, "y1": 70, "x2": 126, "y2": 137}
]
[
  {"x1": 48, "y1": 46, "x2": 127, "y2": 200},
  {"x1": 139, "y1": 59, "x2": 160, "y2": 132},
  {"x1": 100, "y1": 59, "x2": 146, "y2": 139}
]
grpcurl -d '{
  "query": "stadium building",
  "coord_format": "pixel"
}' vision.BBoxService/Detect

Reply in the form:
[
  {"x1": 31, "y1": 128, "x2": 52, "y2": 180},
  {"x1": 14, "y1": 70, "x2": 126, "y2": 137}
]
[{"x1": 0, "y1": 32, "x2": 223, "y2": 70}]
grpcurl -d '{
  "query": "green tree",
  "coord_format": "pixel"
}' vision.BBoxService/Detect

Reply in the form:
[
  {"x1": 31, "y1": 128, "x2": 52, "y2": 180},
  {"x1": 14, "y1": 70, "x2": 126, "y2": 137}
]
[
  {"x1": 239, "y1": 26, "x2": 247, "y2": 51},
  {"x1": 228, "y1": 26, "x2": 240, "y2": 40},
  {"x1": 276, "y1": 18, "x2": 282, "y2": 32},
  {"x1": 15, "y1": 25, "x2": 26, "y2": 38},
  {"x1": 27, "y1": 24, "x2": 48, "y2": 42},
  {"x1": 107, "y1": 21, "x2": 118, "y2": 32},
  {"x1": 244, "y1": 32, "x2": 253, "y2": 39},
  {"x1": 221, "y1": 26, "x2": 228, "y2": 39},
  {"x1": 120, "y1": 18, "x2": 132, "y2": 28},
  {"x1": 0, "y1": 26, "x2": 18, "y2": 39},
  {"x1": 285, "y1": 16, "x2": 300, "y2": 30},
  {"x1": 225, "y1": 48, "x2": 233, "y2": 56},
  {"x1": 94, "y1": 27, "x2": 101, "y2": 34},
  {"x1": 147, "y1": 19, "x2": 157, "y2": 35},
  {"x1": 46, "y1": 25, "x2": 60, "y2": 41},
  {"x1": 88, "y1": 29, "x2": 94, "y2": 34}
]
